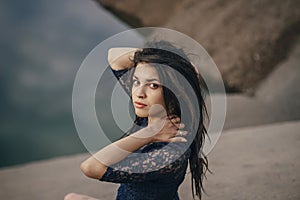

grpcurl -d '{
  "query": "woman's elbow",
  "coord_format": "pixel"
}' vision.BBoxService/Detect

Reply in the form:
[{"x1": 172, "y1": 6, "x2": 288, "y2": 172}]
[
  {"x1": 80, "y1": 160, "x2": 106, "y2": 179},
  {"x1": 80, "y1": 161, "x2": 93, "y2": 178}
]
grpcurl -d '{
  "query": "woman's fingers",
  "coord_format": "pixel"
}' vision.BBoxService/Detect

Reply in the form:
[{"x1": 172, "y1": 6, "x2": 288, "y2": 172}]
[
  {"x1": 169, "y1": 117, "x2": 185, "y2": 131},
  {"x1": 166, "y1": 118, "x2": 186, "y2": 136},
  {"x1": 168, "y1": 137, "x2": 187, "y2": 143},
  {"x1": 176, "y1": 123, "x2": 185, "y2": 129},
  {"x1": 151, "y1": 116, "x2": 188, "y2": 142},
  {"x1": 167, "y1": 116, "x2": 182, "y2": 126},
  {"x1": 170, "y1": 116, "x2": 180, "y2": 123},
  {"x1": 176, "y1": 130, "x2": 188, "y2": 137}
]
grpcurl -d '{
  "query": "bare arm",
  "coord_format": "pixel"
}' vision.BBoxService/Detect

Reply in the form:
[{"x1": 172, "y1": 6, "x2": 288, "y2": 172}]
[
  {"x1": 108, "y1": 47, "x2": 140, "y2": 70},
  {"x1": 80, "y1": 117, "x2": 187, "y2": 180}
]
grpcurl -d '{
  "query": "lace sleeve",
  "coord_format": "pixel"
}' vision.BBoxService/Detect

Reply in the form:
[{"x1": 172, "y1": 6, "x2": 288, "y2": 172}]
[
  {"x1": 111, "y1": 68, "x2": 131, "y2": 95},
  {"x1": 99, "y1": 142, "x2": 191, "y2": 183}
]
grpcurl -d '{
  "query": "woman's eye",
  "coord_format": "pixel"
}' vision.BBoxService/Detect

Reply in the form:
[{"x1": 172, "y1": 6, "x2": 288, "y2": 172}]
[
  {"x1": 133, "y1": 80, "x2": 140, "y2": 86},
  {"x1": 149, "y1": 83, "x2": 160, "y2": 89}
]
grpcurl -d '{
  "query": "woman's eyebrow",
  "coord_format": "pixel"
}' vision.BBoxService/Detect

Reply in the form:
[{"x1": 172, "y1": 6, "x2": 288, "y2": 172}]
[
  {"x1": 133, "y1": 75, "x2": 160, "y2": 82},
  {"x1": 146, "y1": 78, "x2": 160, "y2": 82}
]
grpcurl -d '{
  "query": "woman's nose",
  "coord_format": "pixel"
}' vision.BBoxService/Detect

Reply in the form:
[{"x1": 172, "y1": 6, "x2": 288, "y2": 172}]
[{"x1": 134, "y1": 85, "x2": 147, "y2": 98}]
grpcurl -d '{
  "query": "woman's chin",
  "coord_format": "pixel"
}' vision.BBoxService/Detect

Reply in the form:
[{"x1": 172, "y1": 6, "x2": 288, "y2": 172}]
[{"x1": 135, "y1": 111, "x2": 148, "y2": 118}]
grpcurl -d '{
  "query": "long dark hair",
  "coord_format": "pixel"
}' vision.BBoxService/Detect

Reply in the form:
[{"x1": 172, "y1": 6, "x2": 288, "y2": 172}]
[{"x1": 127, "y1": 41, "x2": 209, "y2": 199}]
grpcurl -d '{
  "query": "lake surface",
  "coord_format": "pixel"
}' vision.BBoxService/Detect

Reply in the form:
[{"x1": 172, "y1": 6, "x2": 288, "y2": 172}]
[{"x1": 0, "y1": 0, "x2": 129, "y2": 167}]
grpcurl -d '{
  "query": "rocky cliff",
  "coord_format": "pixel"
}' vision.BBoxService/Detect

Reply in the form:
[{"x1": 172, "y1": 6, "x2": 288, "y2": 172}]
[{"x1": 96, "y1": 0, "x2": 300, "y2": 94}]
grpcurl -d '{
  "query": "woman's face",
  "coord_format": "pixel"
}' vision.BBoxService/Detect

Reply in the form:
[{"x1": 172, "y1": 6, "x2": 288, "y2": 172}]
[{"x1": 131, "y1": 63, "x2": 165, "y2": 118}]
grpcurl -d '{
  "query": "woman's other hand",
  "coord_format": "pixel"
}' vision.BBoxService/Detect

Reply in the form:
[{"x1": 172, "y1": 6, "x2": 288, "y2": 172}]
[{"x1": 148, "y1": 116, "x2": 188, "y2": 143}]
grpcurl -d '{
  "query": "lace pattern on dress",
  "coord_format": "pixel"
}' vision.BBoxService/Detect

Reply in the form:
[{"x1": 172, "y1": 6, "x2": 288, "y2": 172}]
[{"x1": 100, "y1": 142, "x2": 190, "y2": 183}]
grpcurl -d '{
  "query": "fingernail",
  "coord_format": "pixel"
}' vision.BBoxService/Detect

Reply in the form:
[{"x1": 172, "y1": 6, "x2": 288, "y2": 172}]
[{"x1": 181, "y1": 138, "x2": 187, "y2": 142}]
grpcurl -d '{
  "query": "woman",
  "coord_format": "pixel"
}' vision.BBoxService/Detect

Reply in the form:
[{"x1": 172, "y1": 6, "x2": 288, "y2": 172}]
[{"x1": 65, "y1": 41, "x2": 208, "y2": 200}]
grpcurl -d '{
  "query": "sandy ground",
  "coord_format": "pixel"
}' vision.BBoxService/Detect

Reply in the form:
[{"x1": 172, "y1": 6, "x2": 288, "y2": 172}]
[
  {"x1": 0, "y1": 120, "x2": 299, "y2": 200},
  {"x1": 183, "y1": 120, "x2": 300, "y2": 200}
]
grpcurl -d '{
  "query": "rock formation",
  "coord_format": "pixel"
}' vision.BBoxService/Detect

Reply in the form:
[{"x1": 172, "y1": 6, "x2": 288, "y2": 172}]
[{"x1": 96, "y1": 0, "x2": 300, "y2": 94}]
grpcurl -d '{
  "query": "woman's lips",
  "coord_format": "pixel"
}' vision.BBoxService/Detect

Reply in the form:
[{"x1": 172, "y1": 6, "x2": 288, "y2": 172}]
[{"x1": 134, "y1": 101, "x2": 147, "y2": 108}]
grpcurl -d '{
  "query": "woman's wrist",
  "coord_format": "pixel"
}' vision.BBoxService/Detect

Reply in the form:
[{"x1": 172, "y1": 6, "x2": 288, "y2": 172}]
[{"x1": 130, "y1": 126, "x2": 155, "y2": 144}]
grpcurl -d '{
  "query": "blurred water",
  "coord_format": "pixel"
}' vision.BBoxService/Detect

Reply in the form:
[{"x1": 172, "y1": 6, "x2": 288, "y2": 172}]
[{"x1": 0, "y1": 0, "x2": 129, "y2": 167}]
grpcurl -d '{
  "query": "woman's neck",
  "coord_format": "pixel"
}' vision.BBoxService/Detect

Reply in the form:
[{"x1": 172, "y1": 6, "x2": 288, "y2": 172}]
[{"x1": 147, "y1": 105, "x2": 167, "y2": 125}]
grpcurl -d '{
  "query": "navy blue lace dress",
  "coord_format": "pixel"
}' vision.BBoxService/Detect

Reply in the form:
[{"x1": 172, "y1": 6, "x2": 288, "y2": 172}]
[{"x1": 99, "y1": 68, "x2": 191, "y2": 200}]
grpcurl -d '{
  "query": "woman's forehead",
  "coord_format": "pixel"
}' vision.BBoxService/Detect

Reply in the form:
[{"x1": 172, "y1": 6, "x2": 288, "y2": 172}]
[{"x1": 134, "y1": 63, "x2": 160, "y2": 81}]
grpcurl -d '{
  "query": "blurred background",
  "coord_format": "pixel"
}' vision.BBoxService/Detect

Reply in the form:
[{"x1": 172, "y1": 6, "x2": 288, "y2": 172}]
[
  {"x1": 0, "y1": 0, "x2": 299, "y2": 199},
  {"x1": 0, "y1": 0, "x2": 129, "y2": 167}
]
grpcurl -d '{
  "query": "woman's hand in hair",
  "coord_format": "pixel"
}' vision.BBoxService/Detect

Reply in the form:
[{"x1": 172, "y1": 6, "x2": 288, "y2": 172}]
[
  {"x1": 147, "y1": 116, "x2": 188, "y2": 143},
  {"x1": 108, "y1": 47, "x2": 140, "y2": 70}
]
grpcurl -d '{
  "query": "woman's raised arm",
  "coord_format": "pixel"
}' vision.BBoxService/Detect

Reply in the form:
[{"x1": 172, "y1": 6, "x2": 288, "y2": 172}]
[{"x1": 108, "y1": 48, "x2": 139, "y2": 70}]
